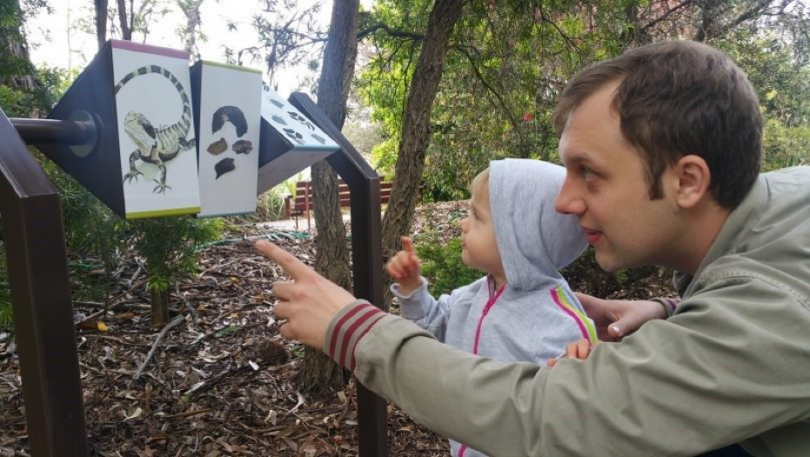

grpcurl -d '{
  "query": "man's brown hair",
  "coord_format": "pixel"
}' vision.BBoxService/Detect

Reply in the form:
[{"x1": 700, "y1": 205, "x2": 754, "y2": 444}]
[{"x1": 552, "y1": 40, "x2": 762, "y2": 208}]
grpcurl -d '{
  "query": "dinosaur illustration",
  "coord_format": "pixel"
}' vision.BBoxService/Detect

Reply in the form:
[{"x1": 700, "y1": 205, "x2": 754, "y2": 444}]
[{"x1": 115, "y1": 65, "x2": 195, "y2": 194}]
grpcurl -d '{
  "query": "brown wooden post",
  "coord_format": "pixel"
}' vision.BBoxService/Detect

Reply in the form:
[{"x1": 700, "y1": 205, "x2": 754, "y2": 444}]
[
  {"x1": 1, "y1": 112, "x2": 89, "y2": 456},
  {"x1": 290, "y1": 93, "x2": 388, "y2": 456}
]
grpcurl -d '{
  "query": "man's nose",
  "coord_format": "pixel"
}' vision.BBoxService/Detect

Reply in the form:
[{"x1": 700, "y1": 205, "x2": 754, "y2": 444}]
[{"x1": 555, "y1": 180, "x2": 585, "y2": 216}]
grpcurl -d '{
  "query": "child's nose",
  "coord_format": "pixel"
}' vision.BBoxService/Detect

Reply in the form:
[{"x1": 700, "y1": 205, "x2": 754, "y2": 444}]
[{"x1": 460, "y1": 218, "x2": 469, "y2": 232}]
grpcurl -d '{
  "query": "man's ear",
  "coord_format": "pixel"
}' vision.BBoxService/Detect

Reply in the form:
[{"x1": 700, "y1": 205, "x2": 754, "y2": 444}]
[{"x1": 672, "y1": 155, "x2": 711, "y2": 209}]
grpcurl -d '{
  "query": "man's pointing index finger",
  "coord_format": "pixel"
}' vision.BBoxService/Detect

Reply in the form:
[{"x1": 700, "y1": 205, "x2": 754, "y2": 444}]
[{"x1": 255, "y1": 240, "x2": 312, "y2": 281}]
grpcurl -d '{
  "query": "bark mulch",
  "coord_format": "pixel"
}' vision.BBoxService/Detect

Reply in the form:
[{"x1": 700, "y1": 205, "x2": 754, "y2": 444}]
[{"x1": 0, "y1": 228, "x2": 449, "y2": 456}]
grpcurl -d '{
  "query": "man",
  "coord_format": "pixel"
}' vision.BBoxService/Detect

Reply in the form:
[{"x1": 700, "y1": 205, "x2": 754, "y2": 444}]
[{"x1": 258, "y1": 41, "x2": 810, "y2": 456}]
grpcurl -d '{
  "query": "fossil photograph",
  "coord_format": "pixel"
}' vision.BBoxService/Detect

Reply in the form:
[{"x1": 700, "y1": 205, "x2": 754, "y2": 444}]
[{"x1": 192, "y1": 60, "x2": 262, "y2": 218}]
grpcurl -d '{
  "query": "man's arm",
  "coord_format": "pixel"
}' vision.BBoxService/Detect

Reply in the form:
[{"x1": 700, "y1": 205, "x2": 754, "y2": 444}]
[
  {"x1": 330, "y1": 278, "x2": 810, "y2": 456},
  {"x1": 258, "y1": 241, "x2": 810, "y2": 455}
]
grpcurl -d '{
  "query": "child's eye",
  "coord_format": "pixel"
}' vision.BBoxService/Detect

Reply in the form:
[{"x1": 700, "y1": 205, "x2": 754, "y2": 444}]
[{"x1": 580, "y1": 165, "x2": 595, "y2": 180}]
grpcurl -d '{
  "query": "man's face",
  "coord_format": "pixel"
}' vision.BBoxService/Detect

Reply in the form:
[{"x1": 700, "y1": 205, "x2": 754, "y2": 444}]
[{"x1": 555, "y1": 82, "x2": 682, "y2": 272}]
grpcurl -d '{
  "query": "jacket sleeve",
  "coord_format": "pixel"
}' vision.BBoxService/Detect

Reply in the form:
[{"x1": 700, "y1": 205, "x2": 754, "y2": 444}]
[
  {"x1": 330, "y1": 276, "x2": 810, "y2": 456},
  {"x1": 390, "y1": 277, "x2": 456, "y2": 342}
]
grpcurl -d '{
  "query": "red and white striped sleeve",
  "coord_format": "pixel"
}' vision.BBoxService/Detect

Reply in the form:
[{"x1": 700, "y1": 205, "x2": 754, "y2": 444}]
[{"x1": 323, "y1": 300, "x2": 388, "y2": 371}]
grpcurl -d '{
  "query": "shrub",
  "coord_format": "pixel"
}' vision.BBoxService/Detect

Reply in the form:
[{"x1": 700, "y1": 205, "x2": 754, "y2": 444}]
[
  {"x1": 416, "y1": 233, "x2": 481, "y2": 297},
  {"x1": 562, "y1": 246, "x2": 671, "y2": 299},
  {"x1": 130, "y1": 216, "x2": 223, "y2": 325}
]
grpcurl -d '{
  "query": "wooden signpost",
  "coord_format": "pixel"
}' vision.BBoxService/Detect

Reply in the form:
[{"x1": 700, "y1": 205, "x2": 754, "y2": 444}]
[{"x1": 2, "y1": 40, "x2": 389, "y2": 457}]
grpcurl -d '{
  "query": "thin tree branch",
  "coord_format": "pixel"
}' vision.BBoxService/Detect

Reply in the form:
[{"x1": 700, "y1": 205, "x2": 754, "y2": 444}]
[
  {"x1": 358, "y1": 23, "x2": 425, "y2": 41},
  {"x1": 116, "y1": 0, "x2": 130, "y2": 40},
  {"x1": 95, "y1": 0, "x2": 108, "y2": 50},
  {"x1": 453, "y1": 44, "x2": 525, "y2": 140},
  {"x1": 134, "y1": 315, "x2": 185, "y2": 380},
  {"x1": 713, "y1": 0, "x2": 778, "y2": 38},
  {"x1": 535, "y1": 4, "x2": 582, "y2": 56},
  {"x1": 639, "y1": 0, "x2": 695, "y2": 34}
]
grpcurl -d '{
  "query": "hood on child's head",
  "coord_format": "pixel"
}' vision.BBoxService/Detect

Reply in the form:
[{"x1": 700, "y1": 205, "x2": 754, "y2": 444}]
[{"x1": 488, "y1": 159, "x2": 587, "y2": 291}]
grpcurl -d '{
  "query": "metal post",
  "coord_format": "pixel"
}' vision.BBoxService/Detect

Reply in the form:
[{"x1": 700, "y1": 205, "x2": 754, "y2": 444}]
[
  {"x1": 289, "y1": 93, "x2": 389, "y2": 456},
  {"x1": 10, "y1": 117, "x2": 96, "y2": 145},
  {"x1": 1, "y1": 110, "x2": 89, "y2": 456}
]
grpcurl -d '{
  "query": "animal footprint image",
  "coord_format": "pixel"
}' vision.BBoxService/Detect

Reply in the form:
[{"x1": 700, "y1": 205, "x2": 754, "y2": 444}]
[
  {"x1": 232, "y1": 140, "x2": 253, "y2": 155},
  {"x1": 282, "y1": 128, "x2": 305, "y2": 145},
  {"x1": 207, "y1": 137, "x2": 228, "y2": 155},
  {"x1": 270, "y1": 99, "x2": 285, "y2": 109},
  {"x1": 215, "y1": 157, "x2": 236, "y2": 179},
  {"x1": 311, "y1": 133, "x2": 326, "y2": 145},
  {"x1": 288, "y1": 112, "x2": 315, "y2": 131},
  {"x1": 212, "y1": 105, "x2": 248, "y2": 137},
  {"x1": 271, "y1": 115, "x2": 287, "y2": 125}
]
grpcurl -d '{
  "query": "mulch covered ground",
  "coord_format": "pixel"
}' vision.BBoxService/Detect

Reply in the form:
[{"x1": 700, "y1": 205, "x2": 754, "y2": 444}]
[{"x1": 0, "y1": 222, "x2": 450, "y2": 456}]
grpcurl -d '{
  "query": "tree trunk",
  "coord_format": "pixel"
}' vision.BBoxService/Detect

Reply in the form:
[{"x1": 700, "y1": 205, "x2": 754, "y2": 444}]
[
  {"x1": 380, "y1": 0, "x2": 465, "y2": 302},
  {"x1": 116, "y1": 0, "x2": 132, "y2": 41},
  {"x1": 295, "y1": 0, "x2": 360, "y2": 395},
  {"x1": 179, "y1": 0, "x2": 205, "y2": 57},
  {"x1": 0, "y1": 0, "x2": 44, "y2": 117},
  {"x1": 149, "y1": 286, "x2": 169, "y2": 327},
  {"x1": 694, "y1": 0, "x2": 720, "y2": 42},
  {"x1": 95, "y1": 0, "x2": 108, "y2": 49}
]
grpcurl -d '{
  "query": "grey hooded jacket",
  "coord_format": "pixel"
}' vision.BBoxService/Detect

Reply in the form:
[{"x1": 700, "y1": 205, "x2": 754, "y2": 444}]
[{"x1": 390, "y1": 159, "x2": 594, "y2": 457}]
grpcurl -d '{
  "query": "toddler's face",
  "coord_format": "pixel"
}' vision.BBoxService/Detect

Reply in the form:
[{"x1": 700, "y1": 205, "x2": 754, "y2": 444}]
[{"x1": 460, "y1": 184, "x2": 502, "y2": 276}]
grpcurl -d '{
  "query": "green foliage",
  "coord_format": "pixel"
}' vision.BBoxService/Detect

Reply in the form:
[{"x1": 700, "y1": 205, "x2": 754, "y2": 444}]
[
  {"x1": 717, "y1": 32, "x2": 810, "y2": 127},
  {"x1": 562, "y1": 246, "x2": 667, "y2": 299},
  {"x1": 130, "y1": 216, "x2": 223, "y2": 292},
  {"x1": 256, "y1": 187, "x2": 287, "y2": 222},
  {"x1": 0, "y1": 63, "x2": 74, "y2": 118},
  {"x1": 416, "y1": 234, "x2": 481, "y2": 297},
  {"x1": 282, "y1": 172, "x2": 305, "y2": 198},
  {"x1": 359, "y1": 2, "x2": 810, "y2": 201},
  {"x1": 60, "y1": 175, "x2": 127, "y2": 306},
  {"x1": 762, "y1": 119, "x2": 810, "y2": 171},
  {"x1": 0, "y1": 0, "x2": 64, "y2": 117},
  {"x1": 53, "y1": 163, "x2": 126, "y2": 262},
  {"x1": 0, "y1": 84, "x2": 31, "y2": 117},
  {"x1": 370, "y1": 136, "x2": 399, "y2": 179},
  {"x1": 358, "y1": 1, "x2": 635, "y2": 201},
  {"x1": 253, "y1": 173, "x2": 307, "y2": 222}
]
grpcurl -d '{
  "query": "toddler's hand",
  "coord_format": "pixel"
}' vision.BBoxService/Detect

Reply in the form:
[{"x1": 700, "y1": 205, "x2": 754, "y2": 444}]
[
  {"x1": 546, "y1": 338, "x2": 594, "y2": 368},
  {"x1": 386, "y1": 236, "x2": 422, "y2": 294}
]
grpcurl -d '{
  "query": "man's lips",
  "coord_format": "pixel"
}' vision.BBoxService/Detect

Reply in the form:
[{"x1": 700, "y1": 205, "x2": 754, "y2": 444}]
[{"x1": 582, "y1": 227, "x2": 603, "y2": 245}]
